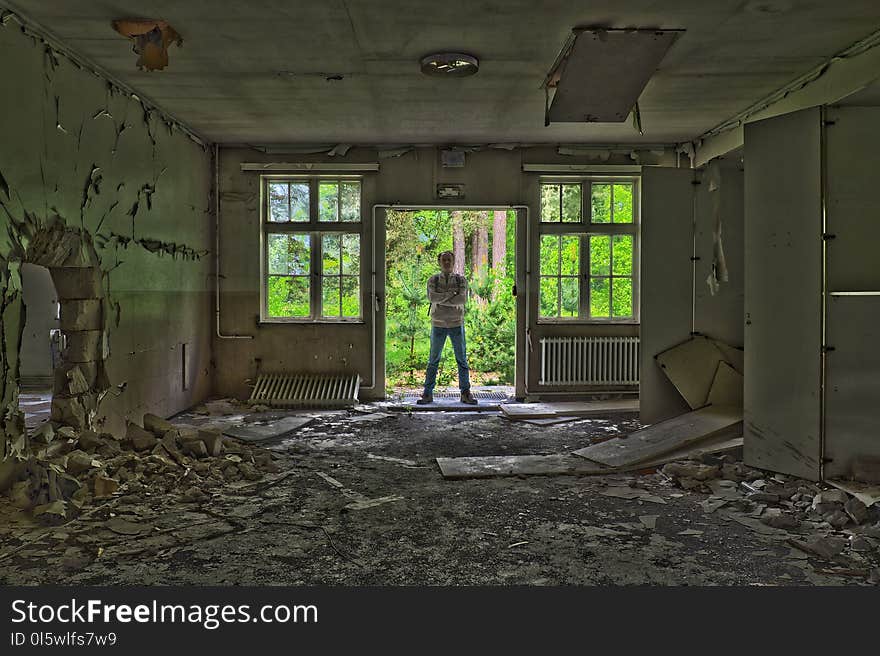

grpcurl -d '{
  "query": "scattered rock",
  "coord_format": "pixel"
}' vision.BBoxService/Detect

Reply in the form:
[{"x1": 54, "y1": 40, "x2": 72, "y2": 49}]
[
  {"x1": 844, "y1": 497, "x2": 869, "y2": 525},
  {"x1": 824, "y1": 510, "x2": 851, "y2": 529},
  {"x1": 662, "y1": 462, "x2": 720, "y2": 481},
  {"x1": 65, "y1": 450, "x2": 98, "y2": 475},
  {"x1": 126, "y1": 423, "x2": 159, "y2": 452},
  {"x1": 813, "y1": 490, "x2": 849, "y2": 507},
  {"x1": 761, "y1": 514, "x2": 800, "y2": 530},
  {"x1": 93, "y1": 476, "x2": 119, "y2": 499},
  {"x1": 143, "y1": 413, "x2": 174, "y2": 437}
]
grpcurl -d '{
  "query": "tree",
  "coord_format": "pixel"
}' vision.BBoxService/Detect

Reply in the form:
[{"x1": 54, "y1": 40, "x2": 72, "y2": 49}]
[
  {"x1": 452, "y1": 211, "x2": 465, "y2": 275},
  {"x1": 491, "y1": 210, "x2": 507, "y2": 300}
]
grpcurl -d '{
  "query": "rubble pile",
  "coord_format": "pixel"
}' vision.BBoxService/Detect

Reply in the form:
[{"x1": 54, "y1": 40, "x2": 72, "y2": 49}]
[
  {"x1": 660, "y1": 455, "x2": 880, "y2": 582},
  {"x1": 4, "y1": 411, "x2": 282, "y2": 524}
]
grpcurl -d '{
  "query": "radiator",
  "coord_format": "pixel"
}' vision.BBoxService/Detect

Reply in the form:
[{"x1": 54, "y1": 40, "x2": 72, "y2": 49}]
[
  {"x1": 539, "y1": 336, "x2": 639, "y2": 386},
  {"x1": 249, "y1": 373, "x2": 360, "y2": 408}
]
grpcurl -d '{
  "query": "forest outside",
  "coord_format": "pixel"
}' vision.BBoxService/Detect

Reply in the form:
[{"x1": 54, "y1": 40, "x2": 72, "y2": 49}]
[{"x1": 385, "y1": 209, "x2": 516, "y2": 391}]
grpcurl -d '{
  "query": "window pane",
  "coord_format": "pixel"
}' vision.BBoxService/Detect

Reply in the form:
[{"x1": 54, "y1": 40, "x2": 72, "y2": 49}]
[
  {"x1": 591, "y1": 183, "x2": 611, "y2": 223},
  {"x1": 319, "y1": 182, "x2": 339, "y2": 222},
  {"x1": 342, "y1": 233, "x2": 360, "y2": 275},
  {"x1": 267, "y1": 276, "x2": 310, "y2": 317},
  {"x1": 612, "y1": 278, "x2": 633, "y2": 318},
  {"x1": 589, "y1": 235, "x2": 610, "y2": 276},
  {"x1": 341, "y1": 276, "x2": 360, "y2": 317},
  {"x1": 561, "y1": 277, "x2": 579, "y2": 317},
  {"x1": 322, "y1": 234, "x2": 341, "y2": 275},
  {"x1": 541, "y1": 184, "x2": 560, "y2": 222},
  {"x1": 612, "y1": 235, "x2": 633, "y2": 276},
  {"x1": 268, "y1": 234, "x2": 309, "y2": 274},
  {"x1": 540, "y1": 235, "x2": 560, "y2": 275},
  {"x1": 613, "y1": 184, "x2": 633, "y2": 223},
  {"x1": 267, "y1": 234, "x2": 288, "y2": 274},
  {"x1": 560, "y1": 235, "x2": 579, "y2": 276},
  {"x1": 288, "y1": 234, "x2": 310, "y2": 274},
  {"x1": 590, "y1": 277, "x2": 610, "y2": 318},
  {"x1": 322, "y1": 276, "x2": 341, "y2": 317},
  {"x1": 290, "y1": 182, "x2": 310, "y2": 222},
  {"x1": 268, "y1": 182, "x2": 289, "y2": 222},
  {"x1": 561, "y1": 184, "x2": 581, "y2": 222},
  {"x1": 340, "y1": 182, "x2": 360, "y2": 222},
  {"x1": 539, "y1": 277, "x2": 559, "y2": 317}
]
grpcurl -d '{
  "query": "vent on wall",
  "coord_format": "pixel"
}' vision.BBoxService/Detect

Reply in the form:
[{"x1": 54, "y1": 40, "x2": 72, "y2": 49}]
[
  {"x1": 540, "y1": 336, "x2": 640, "y2": 386},
  {"x1": 249, "y1": 373, "x2": 360, "y2": 408}
]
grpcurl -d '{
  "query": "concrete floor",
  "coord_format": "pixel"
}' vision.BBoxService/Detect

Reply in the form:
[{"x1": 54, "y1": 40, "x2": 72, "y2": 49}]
[{"x1": 1, "y1": 405, "x2": 875, "y2": 586}]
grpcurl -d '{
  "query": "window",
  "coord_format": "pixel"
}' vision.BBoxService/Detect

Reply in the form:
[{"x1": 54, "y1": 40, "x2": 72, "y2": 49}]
[
  {"x1": 262, "y1": 178, "x2": 362, "y2": 321},
  {"x1": 538, "y1": 179, "x2": 638, "y2": 321}
]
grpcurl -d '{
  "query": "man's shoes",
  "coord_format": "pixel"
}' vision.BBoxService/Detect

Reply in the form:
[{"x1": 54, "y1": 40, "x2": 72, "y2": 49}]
[
  {"x1": 416, "y1": 393, "x2": 433, "y2": 405},
  {"x1": 460, "y1": 390, "x2": 478, "y2": 405}
]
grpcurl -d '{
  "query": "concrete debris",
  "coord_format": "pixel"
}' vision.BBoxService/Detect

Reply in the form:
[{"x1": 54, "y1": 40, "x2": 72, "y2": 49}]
[
  {"x1": 844, "y1": 497, "x2": 869, "y2": 524},
  {"x1": 600, "y1": 486, "x2": 667, "y2": 505},
  {"x1": 3, "y1": 410, "x2": 281, "y2": 525},
  {"x1": 662, "y1": 461, "x2": 720, "y2": 481}
]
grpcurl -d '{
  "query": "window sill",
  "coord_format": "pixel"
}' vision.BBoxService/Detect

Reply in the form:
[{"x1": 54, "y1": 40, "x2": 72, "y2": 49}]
[
  {"x1": 536, "y1": 319, "x2": 639, "y2": 326},
  {"x1": 259, "y1": 319, "x2": 365, "y2": 325}
]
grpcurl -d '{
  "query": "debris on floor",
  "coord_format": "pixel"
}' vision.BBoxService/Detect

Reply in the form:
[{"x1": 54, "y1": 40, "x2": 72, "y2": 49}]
[
  {"x1": 572, "y1": 405, "x2": 743, "y2": 468},
  {"x1": 1, "y1": 407, "x2": 283, "y2": 525},
  {"x1": 500, "y1": 399, "x2": 638, "y2": 421},
  {"x1": 222, "y1": 416, "x2": 314, "y2": 443}
]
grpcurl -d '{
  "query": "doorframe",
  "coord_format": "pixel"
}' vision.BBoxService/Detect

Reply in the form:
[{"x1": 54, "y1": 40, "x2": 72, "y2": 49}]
[{"x1": 369, "y1": 204, "x2": 529, "y2": 399}]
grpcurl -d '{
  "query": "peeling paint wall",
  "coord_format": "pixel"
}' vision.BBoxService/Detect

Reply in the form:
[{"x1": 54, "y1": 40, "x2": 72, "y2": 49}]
[{"x1": 0, "y1": 18, "x2": 213, "y2": 461}]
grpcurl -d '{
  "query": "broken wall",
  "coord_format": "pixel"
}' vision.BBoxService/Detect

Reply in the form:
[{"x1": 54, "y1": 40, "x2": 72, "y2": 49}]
[
  {"x1": 19, "y1": 262, "x2": 58, "y2": 382},
  {"x1": 0, "y1": 18, "x2": 213, "y2": 465},
  {"x1": 216, "y1": 146, "x2": 674, "y2": 400}
]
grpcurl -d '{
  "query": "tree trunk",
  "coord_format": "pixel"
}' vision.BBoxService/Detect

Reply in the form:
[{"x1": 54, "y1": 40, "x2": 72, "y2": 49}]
[
  {"x1": 452, "y1": 211, "x2": 465, "y2": 275},
  {"x1": 491, "y1": 210, "x2": 507, "y2": 300},
  {"x1": 472, "y1": 211, "x2": 489, "y2": 277}
]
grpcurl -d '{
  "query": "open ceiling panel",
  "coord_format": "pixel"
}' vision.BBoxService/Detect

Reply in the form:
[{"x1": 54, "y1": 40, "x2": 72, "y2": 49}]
[{"x1": 547, "y1": 29, "x2": 683, "y2": 124}]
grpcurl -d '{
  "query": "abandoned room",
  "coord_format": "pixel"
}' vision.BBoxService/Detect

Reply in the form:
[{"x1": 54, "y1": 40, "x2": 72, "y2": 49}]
[{"x1": 1, "y1": 1, "x2": 879, "y2": 587}]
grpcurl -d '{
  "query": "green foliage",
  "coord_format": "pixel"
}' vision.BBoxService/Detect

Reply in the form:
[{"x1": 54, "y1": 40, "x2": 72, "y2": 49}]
[
  {"x1": 385, "y1": 209, "x2": 516, "y2": 387},
  {"x1": 267, "y1": 233, "x2": 310, "y2": 317}
]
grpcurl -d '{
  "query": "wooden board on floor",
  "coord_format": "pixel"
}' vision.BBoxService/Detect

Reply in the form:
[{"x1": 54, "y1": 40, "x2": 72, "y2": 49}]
[
  {"x1": 521, "y1": 416, "x2": 580, "y2": 426},
  {"x1": 500, "y1": 399, "x2": 638, "y2": 420},
  {"x1": 706, "y1": 362, "x2": 743, "y2": 408},
  {"x1": 436, "y1": 454, "x2": 611, "y2": 479},
  {"x1": 436, "y1": 435, "x2": 742, "y2": 480},
  {"x1": 655, "y1": 336, "x2": 726, "y2": 409},
  {"x1": 572, "y1": 405, "x2": 743, "y2": 468},
  {"x1": 223, "y1": 416, "x2": 313, "y2": 442}
]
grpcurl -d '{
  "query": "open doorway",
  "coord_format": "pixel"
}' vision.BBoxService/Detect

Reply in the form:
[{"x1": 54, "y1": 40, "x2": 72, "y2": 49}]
[
  {"x1": 18, "y1": 263, "x2": 61, "y2": 431},
  {"x1": 384, "y1": 208, "x2": 516, "y2": 403}
]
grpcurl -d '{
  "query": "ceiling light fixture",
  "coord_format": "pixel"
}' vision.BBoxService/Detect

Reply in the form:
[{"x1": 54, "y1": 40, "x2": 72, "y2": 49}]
[{"x1": 420, "y1": 53, "x2": 479, "y2": 77}]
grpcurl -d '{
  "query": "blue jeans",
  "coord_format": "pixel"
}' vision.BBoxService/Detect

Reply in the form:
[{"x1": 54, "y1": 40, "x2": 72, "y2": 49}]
[{"x1": 423, "y1": 325, "x2": 471, "y2": 394}]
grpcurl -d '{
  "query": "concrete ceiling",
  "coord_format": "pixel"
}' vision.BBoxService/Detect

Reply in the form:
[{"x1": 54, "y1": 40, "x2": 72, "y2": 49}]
[{"x1": 8, "y1": 0, "x2": 880, "y2": 145}]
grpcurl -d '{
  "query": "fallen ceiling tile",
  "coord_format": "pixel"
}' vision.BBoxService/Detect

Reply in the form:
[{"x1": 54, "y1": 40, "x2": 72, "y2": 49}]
[{"x1": 545, "y1": 28, "x2": 683, "y2": 124}]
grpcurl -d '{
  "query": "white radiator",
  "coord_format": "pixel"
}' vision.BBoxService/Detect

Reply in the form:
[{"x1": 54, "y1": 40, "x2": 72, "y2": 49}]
[
  {"x1": 539, "y1": 336, "x2": 640, "y2": 386},
  {"x1": 249, "y1": 373, "x2": 360, "y2": 408}
]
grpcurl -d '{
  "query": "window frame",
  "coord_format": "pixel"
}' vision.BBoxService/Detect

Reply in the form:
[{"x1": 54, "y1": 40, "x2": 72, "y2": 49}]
[
  {"x1": 537, "y1": 176, "x2": 640, "y2": 325},
  {"x1": 260, "y1": 175, "x2": 365, "y2": 324}
]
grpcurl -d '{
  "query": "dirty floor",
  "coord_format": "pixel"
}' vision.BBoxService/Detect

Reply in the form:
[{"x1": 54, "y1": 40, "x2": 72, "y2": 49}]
[{"x1": 0, "y1": 407, "x2": 875, "y2": 586}]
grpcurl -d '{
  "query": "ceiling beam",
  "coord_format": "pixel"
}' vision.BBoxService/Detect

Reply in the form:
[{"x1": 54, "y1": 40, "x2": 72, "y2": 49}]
[{"x1": 692, "y1": 27, "x2": 880, "y2": 168}]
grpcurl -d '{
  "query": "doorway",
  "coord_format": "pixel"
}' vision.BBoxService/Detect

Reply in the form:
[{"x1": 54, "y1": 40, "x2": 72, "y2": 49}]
[
  {"x1": 384, "y1": 208, "x2": 517, "y2": 403},
  {"x1": 18, "y1": 263, "x2": 60, "y2": 431}
]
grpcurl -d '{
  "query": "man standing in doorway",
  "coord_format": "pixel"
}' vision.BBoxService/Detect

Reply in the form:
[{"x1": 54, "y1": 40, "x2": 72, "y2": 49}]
[{"x1": 417, "y1": 251, "x2": 478, "y2": 405}]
